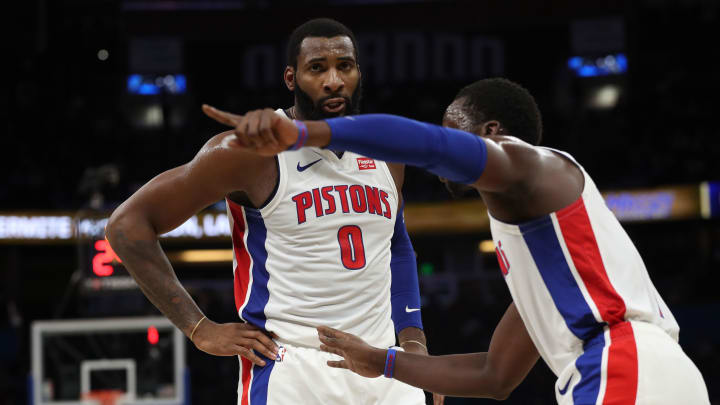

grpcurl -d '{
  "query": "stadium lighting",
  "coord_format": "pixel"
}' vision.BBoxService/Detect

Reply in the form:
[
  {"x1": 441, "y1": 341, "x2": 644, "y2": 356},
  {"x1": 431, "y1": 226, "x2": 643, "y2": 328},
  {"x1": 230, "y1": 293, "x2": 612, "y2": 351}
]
[
  {"x1": 588, "y1": 84, "x2": 621, "y2": 109},
  {"x1": 97, "y1": 49, "x2": 109, "y2": 61},
  {"x1": 127, "y1": 74, "x2": 187, "y2": 95},
  {"x1": 568, "y1": 53, "x2": 627, "y2": 77},
  {"x1": 477, "y1": 240, "x2": 495, "y2": 253},
  {"x1": 173, "y1": 249, "x2": 234, "y2": 263}
]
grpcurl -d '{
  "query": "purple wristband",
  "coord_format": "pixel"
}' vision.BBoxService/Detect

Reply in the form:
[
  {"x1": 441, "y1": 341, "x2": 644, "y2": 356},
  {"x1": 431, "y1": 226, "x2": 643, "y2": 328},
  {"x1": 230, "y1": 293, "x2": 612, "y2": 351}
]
[
  {"x1": 288, "y1": 120, "x2": 309, "y2": 150},
  {"x1": 383, "y1": 348, "x2": 397, "y2": 378}
]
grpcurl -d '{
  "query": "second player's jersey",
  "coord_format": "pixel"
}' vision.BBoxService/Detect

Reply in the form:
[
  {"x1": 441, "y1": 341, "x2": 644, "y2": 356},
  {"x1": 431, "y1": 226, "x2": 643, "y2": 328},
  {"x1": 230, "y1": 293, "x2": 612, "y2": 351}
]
[
  {"x1": 488, "y1": 148, "x2": 680, "y2": 376},
  {"x1": 226, "y1": 126, "x2": 399, "y2": 348}
]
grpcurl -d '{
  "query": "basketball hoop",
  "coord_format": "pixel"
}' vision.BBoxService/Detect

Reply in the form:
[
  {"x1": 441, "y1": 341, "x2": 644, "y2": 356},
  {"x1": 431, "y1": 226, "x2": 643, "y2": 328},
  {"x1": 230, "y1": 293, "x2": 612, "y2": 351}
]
[
  {"x1": 31, "y1": 317, "x2": 186, "y2": 405},
  {"x1": 82, "y1": 389, "x2": 126, "y2": 405}
]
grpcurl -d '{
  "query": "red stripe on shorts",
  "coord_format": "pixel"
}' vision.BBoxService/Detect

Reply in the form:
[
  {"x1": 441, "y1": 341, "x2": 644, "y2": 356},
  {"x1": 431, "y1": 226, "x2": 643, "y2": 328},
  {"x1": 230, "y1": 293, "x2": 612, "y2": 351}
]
[
  {"x1": 240, "y1": 357, "x2": 253, "y2": 405},
  {"x1": 603, "y1": 322, "x2": 639, "y2": 404}
]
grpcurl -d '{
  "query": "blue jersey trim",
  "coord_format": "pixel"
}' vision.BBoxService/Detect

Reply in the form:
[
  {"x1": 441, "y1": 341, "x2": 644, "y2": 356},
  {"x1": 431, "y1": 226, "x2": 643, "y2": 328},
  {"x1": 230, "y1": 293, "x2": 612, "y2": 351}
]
[
  {"x1": 519, "y1": 216, "x2": 603, "y2": 341},
  {"x1": 241, "y1": 207, "x2": 271, "y2": 329}
]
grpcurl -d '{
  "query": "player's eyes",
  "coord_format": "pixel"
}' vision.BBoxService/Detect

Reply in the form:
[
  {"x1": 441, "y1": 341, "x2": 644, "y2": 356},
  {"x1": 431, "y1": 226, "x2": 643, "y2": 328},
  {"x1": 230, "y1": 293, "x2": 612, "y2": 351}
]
[
  {"x1": 310, "y1": 64, "x2": 323, "y2": 72},
  {"x1": 339, "y1": 62, "x2": 353, "y2": 70}
]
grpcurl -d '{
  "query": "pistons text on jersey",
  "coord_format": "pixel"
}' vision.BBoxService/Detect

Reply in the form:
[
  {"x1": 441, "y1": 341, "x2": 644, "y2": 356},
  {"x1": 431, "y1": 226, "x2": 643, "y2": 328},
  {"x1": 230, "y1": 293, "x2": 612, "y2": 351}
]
[{"x1": 292, "y1": 184, "x2": 393, "y2": 224}]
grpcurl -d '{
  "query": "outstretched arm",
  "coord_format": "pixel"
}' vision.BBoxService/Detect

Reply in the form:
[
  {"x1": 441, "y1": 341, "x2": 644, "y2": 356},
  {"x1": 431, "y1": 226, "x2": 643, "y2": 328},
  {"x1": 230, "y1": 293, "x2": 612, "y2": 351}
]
[
  {"x1": 318, "y1": 302, "x2": 539, "y2": 399},
  {"x1": 202, "y1": 107, "x2": 539, "y2": 193}
]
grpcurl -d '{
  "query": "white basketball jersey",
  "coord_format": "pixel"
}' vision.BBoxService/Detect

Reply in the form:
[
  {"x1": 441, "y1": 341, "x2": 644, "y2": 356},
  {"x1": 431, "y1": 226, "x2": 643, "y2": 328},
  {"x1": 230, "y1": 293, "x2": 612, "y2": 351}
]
[
  {"x1": 489, "y1": 148, "x2": 680, "y2": 376},
  {"x1": 226, "y1": 117, "x2": 399, "y2": 349}
]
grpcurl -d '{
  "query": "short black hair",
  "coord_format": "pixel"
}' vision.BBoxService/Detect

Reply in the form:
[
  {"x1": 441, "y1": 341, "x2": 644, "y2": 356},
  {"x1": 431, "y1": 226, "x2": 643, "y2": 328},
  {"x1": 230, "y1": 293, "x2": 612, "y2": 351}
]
[
  {"x1": 286, "y1": 18, "x2": 359, "y2": 69},
  {"x1": 455, "y1": 78, "x2": 543, "y2": 145}
]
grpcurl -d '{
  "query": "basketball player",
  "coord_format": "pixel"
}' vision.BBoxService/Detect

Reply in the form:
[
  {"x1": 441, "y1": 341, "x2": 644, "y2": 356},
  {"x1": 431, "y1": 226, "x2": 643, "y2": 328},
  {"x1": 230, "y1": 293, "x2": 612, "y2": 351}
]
[
  {"x1": 106, "y1": 19, "x2": 432, "y2": 405},
  {"x1": 202, "y1": 78, "x2": 711, "y2": 404}
]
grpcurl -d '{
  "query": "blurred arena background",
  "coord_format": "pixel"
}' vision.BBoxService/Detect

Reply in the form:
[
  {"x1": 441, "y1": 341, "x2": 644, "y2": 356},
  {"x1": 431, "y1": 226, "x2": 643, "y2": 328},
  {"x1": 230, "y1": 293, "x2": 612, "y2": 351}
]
[{"x1": 3, "y1": 0, "x2": 720, "y2": 404}]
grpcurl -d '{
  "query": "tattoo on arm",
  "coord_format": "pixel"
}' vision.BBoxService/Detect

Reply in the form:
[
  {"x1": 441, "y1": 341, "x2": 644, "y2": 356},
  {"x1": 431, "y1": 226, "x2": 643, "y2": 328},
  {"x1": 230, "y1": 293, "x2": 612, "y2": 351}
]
[{"x1": 111, "y1": 229, "x2": 203, "y2": 336}]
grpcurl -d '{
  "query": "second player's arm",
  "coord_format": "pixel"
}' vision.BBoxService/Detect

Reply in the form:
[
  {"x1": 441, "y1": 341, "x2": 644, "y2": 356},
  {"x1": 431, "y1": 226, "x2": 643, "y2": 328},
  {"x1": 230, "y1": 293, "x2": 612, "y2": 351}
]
[
  {"x1": 201, "y1": 107, "x2": 538, "y2": 192},
  {"x1": 106, "y1": 132, "x2": 278, "y2": 363},
  {"x1": 320, "y1": 302, "x2": 539, "y2": 399},
  {"x1": 393, "y1": 303, "x2": 538, "y2": 399},
  {"x1": 312, "y1": 115, "x2": 539, "y2": 192}
]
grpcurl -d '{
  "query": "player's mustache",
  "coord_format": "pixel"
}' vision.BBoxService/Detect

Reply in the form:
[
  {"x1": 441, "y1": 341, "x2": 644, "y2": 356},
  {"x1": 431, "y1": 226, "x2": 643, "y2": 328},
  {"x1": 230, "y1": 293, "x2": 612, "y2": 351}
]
[{"x1": 316, "y1": 94, "x2": 351, "y2": 107}]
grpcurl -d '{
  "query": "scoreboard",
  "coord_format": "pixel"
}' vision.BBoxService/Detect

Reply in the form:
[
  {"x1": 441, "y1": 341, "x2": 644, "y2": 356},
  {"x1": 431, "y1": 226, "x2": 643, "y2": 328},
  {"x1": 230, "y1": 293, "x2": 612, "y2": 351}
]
[{"x1": 92, "y1": 238, "x2": 122, "y2": 277}]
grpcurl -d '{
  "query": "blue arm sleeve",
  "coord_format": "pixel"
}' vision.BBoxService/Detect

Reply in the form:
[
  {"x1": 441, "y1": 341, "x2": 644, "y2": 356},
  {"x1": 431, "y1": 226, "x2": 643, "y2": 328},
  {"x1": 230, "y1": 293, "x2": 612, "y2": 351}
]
[
  {"x1": 390, "y1": 201, "x2": 423, "y2": 333},
  {"x1": 325, "y1": 114, "x2": 487, "y2": 184}
]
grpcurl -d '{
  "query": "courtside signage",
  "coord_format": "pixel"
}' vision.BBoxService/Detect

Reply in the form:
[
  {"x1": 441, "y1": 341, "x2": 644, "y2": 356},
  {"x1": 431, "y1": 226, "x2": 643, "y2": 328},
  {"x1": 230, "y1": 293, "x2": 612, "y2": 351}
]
[
  {"x1": 0, "y1": 182, "x2": 712, "y2": 243},
  {"x1": 0, "y1": 212, "x2": 231, "y2": 243}
]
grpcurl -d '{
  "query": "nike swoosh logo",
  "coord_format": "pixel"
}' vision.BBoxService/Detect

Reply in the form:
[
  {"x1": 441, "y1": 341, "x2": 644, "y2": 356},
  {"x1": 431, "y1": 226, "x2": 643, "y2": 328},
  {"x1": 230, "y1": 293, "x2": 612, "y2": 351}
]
[
  {"x1": 297, "y1": 159, "x2": 322, "y2": 172},
  {"x1": 405, "y1": 305, "x2": 421, "y2": 313},
  {"x1": 558, "y1": 373, "x2": 573, "y2": 395}
]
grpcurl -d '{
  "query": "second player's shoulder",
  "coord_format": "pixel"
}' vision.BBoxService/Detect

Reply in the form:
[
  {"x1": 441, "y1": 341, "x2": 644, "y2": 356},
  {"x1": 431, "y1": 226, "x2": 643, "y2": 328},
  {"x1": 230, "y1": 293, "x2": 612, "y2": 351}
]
[
  {"x1": 489, "y1": 135, "x2": 583, "y2": 175},
  {"x1": 475, "y1": 135, "x2": 557, "y2": 193},
  {"x1": 488, "y1": 134, "x2": 539, "y2": 156},
  {"x1": 486, "y1": 134, "x2": 545, "y2": 173}
]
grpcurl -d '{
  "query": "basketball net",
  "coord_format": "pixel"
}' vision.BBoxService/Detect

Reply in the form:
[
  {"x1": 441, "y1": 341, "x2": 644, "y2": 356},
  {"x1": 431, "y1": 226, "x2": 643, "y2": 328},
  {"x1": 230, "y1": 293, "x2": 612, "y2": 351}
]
[{"x1": 82, "y1": 389, "x2": 127, "y2": 405}]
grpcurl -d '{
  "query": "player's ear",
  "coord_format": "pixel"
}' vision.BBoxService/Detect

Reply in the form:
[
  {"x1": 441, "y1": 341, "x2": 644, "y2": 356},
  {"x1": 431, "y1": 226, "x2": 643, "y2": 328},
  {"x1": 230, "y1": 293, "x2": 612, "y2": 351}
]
[
  {"x1": 482, "y1": 120, "x2": 502, "y2": 136},
  {"x1": 284, "y1": 66, "x2": 295, "y2": 91}
]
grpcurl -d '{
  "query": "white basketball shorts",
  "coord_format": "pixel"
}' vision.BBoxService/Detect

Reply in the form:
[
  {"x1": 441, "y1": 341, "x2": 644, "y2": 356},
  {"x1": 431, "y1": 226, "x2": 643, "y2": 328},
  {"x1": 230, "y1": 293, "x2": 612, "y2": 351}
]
[
  {"x1": 555, "y1": 321, "x2": 709, "y2": 405},
  {"x1": 236, "y1": 342, "x2": 426, "y2": 405}
]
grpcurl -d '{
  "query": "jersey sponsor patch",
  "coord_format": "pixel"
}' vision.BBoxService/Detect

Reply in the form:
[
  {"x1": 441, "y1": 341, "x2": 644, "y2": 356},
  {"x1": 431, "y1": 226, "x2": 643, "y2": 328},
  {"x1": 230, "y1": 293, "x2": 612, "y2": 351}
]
[{"x1": 357, "y1": 157, "x2": 376, "y2": 170}]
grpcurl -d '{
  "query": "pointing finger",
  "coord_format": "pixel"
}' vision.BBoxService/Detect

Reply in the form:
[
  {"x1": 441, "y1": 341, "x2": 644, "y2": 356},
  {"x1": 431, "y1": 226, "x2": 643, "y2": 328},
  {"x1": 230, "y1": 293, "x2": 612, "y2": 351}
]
[{"x1": 202, "y1": 104, "x2": 243, "y2": 127}]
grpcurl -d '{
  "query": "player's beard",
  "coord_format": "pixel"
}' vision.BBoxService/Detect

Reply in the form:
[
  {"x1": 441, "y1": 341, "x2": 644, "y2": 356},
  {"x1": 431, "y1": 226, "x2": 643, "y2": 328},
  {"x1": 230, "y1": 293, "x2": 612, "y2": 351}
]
[{"x1": 293, "y1": 78, "x2": 363, "y2": 120}]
